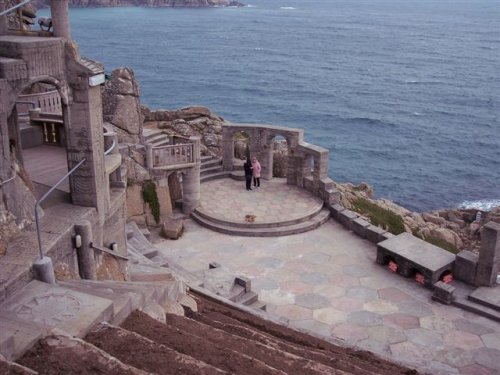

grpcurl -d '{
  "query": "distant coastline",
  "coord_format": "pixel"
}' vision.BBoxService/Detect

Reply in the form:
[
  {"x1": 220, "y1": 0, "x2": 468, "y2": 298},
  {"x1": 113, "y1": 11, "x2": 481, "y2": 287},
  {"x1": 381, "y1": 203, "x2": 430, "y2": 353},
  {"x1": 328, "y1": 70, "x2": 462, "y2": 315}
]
[{"x1": 32, "y1": 0, "x2": 245, "y2": 8}]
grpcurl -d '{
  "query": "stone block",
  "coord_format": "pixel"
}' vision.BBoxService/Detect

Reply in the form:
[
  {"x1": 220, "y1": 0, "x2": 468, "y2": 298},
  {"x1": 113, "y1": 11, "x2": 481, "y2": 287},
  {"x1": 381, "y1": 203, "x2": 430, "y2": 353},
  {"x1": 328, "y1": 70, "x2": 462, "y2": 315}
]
[
  {"x1": 161, "y1": 217, "x2": 184, "y2": 240},
  {"x1": 365, "y1": 225, "x2": 387, "y2": 244},
  {"x1": 432, "y1": 281, "x2": 455, "y2": 304},
  {"x1": 454, "y1": 250, "x2": 478, "y2": 285},
  {"x1": 329, "y1": 203, "x2": 345, "y2": 221},
  {"x1": 352, "y1": 217, "x2": 371, "y2": 238},
  {"x1": 338, "y1": 209, "x2": 358, "y2": 230},
  {"x1": 235, "y1": 276, "x2": 251, "y2": 292},
  {"x1": 380, "y1": 232, "x2": 395, "y2": 241}
]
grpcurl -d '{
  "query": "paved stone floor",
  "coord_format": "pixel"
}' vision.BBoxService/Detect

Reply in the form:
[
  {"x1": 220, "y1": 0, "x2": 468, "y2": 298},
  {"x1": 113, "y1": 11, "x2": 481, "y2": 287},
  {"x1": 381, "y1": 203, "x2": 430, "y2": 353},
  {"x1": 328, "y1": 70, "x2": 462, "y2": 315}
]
[
  {"x1": 156, "y1": 183, "x2": 500, "y2": 375},
  {"x1": 198, "y1": 178, "x2": 323, "y2": 224}
]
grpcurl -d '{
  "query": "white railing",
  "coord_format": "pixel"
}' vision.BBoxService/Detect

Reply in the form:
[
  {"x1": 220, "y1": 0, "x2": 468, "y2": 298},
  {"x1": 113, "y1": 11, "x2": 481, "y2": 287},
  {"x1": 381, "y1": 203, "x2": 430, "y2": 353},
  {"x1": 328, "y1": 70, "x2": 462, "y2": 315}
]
[{"x1": 148, "y1": 143, "x2": 194, "y2": 168}]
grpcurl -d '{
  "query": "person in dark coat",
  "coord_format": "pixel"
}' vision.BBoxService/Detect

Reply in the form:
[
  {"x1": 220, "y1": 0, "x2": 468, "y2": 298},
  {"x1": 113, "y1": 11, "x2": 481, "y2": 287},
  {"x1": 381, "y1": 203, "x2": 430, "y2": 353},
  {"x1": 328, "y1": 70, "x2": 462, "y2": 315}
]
[{"x1": 243, "y1": 157, "x2": 253, "y2": 191}]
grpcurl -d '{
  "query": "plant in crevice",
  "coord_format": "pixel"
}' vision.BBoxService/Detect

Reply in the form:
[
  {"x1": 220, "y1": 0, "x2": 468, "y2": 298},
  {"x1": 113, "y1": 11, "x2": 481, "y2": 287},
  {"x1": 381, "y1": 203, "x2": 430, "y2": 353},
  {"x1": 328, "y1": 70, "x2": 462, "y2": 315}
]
[{"x1": 142, "y1": 180, "x2": 160, "y2": 224}]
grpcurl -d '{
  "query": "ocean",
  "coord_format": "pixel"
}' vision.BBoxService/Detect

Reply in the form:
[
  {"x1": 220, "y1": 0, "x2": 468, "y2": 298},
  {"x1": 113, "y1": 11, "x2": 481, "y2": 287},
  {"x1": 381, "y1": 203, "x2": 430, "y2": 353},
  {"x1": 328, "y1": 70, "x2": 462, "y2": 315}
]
[{"x1": 49, "y1": 0, "x2": 500, "y2": 212}]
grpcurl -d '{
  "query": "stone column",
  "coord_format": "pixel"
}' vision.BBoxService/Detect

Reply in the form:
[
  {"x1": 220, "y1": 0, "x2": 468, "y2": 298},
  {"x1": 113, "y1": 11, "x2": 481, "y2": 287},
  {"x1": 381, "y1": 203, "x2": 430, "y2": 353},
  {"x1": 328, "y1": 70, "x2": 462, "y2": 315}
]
[
  {"x1": 0, "y1": 1, "x2": 8, "y2": 35},
  {"x1": 475, "y1": 221, "x2": 500, "y2": 286},
  {"x1": 221, "y1": 127, "x2": 234, "y2": 171},
  {"x1": 182, "y1": 136, "x2": 201, "y2": 214},
  {"x1": 50, "y1": 0, "x2": 71, "y2": 39},
  {"x1": 263, "y1": 142, "x2": 273, "y2": 180}
]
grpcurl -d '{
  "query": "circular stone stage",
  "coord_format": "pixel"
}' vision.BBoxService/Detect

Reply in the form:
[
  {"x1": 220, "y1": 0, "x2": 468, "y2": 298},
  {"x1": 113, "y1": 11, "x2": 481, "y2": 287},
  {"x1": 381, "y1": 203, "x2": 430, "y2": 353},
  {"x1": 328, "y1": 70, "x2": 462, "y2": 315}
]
[{"x1": 192, "y1": 178, "x2": 330, "y2": 236}]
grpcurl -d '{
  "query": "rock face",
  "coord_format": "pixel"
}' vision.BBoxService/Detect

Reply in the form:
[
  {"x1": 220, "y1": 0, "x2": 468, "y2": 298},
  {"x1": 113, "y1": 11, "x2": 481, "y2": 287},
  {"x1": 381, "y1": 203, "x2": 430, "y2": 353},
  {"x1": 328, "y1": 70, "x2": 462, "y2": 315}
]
[
  {"x1": 102, "y1": 68, "x2": 143, "y2": 143},
  {"x1": 34, "y1": 0, "x2": 231, "y2": 7},
  {"x1": 334, "y1": 181, "x2": 500, "y2": 253},
  {"x1": 143, "y1": 106, "x2": 226, "y2": 156}
]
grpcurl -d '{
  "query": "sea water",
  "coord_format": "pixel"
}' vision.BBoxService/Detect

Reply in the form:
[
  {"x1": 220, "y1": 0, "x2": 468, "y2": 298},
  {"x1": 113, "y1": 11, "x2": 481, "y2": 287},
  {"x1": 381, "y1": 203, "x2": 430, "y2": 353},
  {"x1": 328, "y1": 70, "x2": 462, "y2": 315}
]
[{"x1": 48, "y1": 0, "x2": 499, "y2": 212}]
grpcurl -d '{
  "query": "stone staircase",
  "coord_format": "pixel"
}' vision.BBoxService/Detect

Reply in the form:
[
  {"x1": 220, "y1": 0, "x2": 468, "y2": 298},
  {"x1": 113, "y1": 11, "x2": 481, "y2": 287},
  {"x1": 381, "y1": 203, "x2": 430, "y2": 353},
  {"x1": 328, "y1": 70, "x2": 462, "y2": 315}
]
[
  {"x1": 452, "y1": 284, "x2": 500, "y2": 322},
  {"x1": 142, "y1": 127, "x2": 170, "y2": 147},
  {"x1": 8, "y1": 292, "x2": 416, "y2": 375},
  {"x1": 200, "y1": 155, "x2": 230, "y2": 182},
  {"x1": 192, "y1": 206, "x2": 331, "y2": 237}
]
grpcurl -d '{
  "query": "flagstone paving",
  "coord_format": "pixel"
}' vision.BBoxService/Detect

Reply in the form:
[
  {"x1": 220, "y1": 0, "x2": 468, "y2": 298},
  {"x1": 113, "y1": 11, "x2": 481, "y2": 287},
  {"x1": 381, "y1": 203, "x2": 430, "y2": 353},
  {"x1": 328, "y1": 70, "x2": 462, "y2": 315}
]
[{"x1": 155, "y1": 186, "x2": 500, "y2": 374}]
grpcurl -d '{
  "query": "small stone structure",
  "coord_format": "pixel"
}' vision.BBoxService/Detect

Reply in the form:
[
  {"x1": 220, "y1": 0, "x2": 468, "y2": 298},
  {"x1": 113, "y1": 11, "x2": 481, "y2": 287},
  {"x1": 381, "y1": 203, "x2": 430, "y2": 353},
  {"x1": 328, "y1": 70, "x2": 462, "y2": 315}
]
[
  {"x1": 475, "y1": 221, "x2": 500, "y2": 286},
  {"x1": 222, "y1": 123, "x2": 339, "y2": 205},
  {"x1": 376, "y1": 233, "x2": 456, "y2": 288}
]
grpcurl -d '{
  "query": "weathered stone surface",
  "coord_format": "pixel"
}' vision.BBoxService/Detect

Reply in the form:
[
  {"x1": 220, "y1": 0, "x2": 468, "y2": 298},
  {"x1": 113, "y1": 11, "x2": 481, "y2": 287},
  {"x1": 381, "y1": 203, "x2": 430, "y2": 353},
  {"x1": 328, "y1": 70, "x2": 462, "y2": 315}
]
[
  {"x1": 103, "y1": 68, "x2": 143, "y2": 142},
  {"x1": 140, "y1": 302, "x2": 166, "y2": 324},
  {"x1": 161, "y1": 217, "x2": 184, "y2": 240},
  {"x1": 126, "y1": 184, "x2": 145, "y2": 217},
  {"x1": 454, "y1": 250, "x2": 478, "y2": 284}
]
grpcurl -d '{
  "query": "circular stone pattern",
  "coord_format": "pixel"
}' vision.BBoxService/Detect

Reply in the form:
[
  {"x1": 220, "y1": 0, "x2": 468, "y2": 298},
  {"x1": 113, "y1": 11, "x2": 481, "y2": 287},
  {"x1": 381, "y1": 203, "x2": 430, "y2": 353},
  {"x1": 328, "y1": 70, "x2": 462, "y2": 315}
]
[{"x1": 15, "y1": 292, "x2": 81, "y2": 325}]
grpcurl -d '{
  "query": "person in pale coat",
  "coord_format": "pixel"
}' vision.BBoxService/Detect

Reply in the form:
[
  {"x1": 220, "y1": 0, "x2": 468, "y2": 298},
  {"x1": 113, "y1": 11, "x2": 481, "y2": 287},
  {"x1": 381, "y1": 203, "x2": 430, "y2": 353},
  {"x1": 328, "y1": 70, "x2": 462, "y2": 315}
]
[{"x1": 251, "y1": 156, "x2": 261, "y2": 188}]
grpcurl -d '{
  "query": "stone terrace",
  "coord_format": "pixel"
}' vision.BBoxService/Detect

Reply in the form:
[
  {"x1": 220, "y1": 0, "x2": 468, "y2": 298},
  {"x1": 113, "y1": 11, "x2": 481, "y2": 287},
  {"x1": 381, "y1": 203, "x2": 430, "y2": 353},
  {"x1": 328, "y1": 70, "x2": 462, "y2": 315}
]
[{"x1": 157, "y1": 181, "x2": 500, "y2": 375}]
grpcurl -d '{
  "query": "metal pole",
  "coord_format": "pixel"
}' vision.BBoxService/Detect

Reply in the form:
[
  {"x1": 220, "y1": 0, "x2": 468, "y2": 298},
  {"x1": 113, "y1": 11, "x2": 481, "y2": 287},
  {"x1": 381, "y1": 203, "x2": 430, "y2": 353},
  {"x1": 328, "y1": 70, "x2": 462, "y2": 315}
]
[{"x1": 34, "y1": 158, "x2": 86, "y2": 259}]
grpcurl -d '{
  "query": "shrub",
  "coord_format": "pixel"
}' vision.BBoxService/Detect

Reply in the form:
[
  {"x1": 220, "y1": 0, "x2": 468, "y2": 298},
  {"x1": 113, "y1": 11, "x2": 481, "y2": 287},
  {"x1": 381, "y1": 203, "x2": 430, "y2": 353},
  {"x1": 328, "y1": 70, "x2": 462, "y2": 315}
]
[
  {"x1": 142, "y1": 181, "x2": 160, "y2": 224},
  {"x1": 352, "y1": 197, "x2": 405, "y2": 235}
]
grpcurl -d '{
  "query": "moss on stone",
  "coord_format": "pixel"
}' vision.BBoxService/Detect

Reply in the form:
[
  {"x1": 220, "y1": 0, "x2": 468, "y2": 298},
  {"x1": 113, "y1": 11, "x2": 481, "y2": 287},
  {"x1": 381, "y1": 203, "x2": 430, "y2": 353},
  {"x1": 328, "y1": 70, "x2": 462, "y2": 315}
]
[{"x1": 142, "y1": 181, "x2": 160, "y2": 224}]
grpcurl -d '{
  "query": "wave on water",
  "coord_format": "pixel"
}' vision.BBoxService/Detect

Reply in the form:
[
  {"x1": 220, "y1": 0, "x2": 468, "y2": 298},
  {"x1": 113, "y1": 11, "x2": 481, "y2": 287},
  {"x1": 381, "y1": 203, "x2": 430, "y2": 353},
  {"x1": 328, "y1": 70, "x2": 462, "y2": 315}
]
[
  {"x1": 342, "y1": 116, "x2": 396, "y2": 128},
  {"x1": 458, "y1": 199, "x2": 500, "y2": 211},
  {"x1": 280, "y1": 7, "x2": 296, "y2": 10}
]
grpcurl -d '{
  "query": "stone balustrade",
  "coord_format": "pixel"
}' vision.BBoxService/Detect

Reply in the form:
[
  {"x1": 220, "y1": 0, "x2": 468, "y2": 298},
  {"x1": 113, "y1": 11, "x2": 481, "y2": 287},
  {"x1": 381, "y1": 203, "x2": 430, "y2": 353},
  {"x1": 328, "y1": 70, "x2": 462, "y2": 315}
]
[{"x1": 146, "y1": 143, "x2": 194, "y2": 169}]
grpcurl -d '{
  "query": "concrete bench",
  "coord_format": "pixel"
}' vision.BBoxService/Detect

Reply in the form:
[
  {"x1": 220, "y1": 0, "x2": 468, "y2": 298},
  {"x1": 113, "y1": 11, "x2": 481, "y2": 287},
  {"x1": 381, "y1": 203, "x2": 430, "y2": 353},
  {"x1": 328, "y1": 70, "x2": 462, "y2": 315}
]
[{"x1": 376, "y1": 233, "x2": 455, "y2": 288}]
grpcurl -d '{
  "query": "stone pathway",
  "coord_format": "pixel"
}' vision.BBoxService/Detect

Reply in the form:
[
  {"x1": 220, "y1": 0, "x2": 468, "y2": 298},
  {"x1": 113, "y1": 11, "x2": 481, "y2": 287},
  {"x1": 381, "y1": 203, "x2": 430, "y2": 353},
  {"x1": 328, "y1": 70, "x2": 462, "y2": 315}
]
[
  {"x1": 157, "y1": 218, "x2": 500, "y2": 375},
  {"x1": 156, "y1": 179, "x2": 500, "y2": 375}
]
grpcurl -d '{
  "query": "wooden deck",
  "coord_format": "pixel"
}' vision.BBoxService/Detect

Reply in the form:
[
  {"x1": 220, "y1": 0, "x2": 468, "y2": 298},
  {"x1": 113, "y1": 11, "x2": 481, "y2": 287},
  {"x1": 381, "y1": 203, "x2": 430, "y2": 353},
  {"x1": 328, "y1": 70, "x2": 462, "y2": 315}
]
[{"x1": 23, "y1": 145, "x2": 69, "y2": 194}]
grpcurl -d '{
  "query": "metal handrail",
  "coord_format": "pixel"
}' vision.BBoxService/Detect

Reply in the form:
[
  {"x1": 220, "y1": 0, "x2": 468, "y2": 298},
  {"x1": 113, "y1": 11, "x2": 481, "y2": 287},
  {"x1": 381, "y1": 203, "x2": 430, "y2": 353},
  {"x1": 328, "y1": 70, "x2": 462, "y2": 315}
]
[
  {"x1": 104, "y1": 138, "x2": 116, "y2": 156},
  {"x1": 0, "y1": 0, "x2": 33, "y2": 17},
  {"x1": 0, "y1": 167, "x2": 16, "y2": 186},
  {"x1": 90, "y1": 242, "x2": 129, "y2": 261},
  {"x1": 34, "y1": 157, "x2": 86, "y2": 260}
]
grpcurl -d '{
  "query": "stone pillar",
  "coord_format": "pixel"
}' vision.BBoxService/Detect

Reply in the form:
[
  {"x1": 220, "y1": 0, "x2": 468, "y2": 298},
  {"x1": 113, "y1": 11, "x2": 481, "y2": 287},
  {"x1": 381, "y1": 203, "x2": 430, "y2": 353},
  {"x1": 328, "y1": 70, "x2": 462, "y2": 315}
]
[
  {"x1": 50, "y1": 0, "x2": 71, "y2": 40},
  {"x1": 74, "y1": 221, "x2": 97, "y2": 280},
  {"x1": 67, "y1": 84, "x2": 107, "y2": 220},
  {"x1": 221, "y1": 127, "x2": 234, "y2": 171},
  {"x1": 475, "y1": 221, "x2": 500, "y2": 286},
  {"x1": 182, "y1": 136, "x2": 201, "y2": 214},
  {"x1": 0, "y1": 1, "x2": 8, "y2": 35},
  {"x1": 264, "y1": 141, "x2": 273, "y2": 180}
]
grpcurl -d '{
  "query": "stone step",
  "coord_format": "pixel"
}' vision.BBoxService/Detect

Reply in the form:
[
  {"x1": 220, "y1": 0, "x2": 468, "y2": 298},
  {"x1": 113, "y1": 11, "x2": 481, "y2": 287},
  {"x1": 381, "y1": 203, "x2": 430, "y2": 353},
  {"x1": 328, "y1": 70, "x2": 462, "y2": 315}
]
[
  {"x1": 200, "y1": 171, "x2": 231, "y2": 183},
  {"x1": 126, "y1": 221, "x2": 158, "y2": 259},
  {"x1": 193, "y1": 204, "x2": 325, "y2": 229},
  {"x1": 230, "y1": 170, "x2": 245, "y2": 181},
  {"x1": 85, "y1": 323, "x2": 226, "y2": 374},
  {"x1": 201, "y1": 165, "x2": 224, "y2": 177},
  {"x1": 0, "y1": 280, "x2": 114, "y2": 359},
  {"x1": 468, "y1": 286, "x2": 500, "y2": 312},
  {"x1": 0, "y1": 355, "x2": 36, "y2": 375},
  {"x1": 453, "y1": 297, "x2": 500, "y2": 322},
  {"x1": 122, "y1": 311, "x2": 286, "y2": 375},
  {"x1": 201, "y1": 155, "x2": 215, "y2": 162},
  {"x1": 191, "y1": 208, "x2": 330, "y2": 237},
  {"x1": 201, "y1": 157, "x2": 222, "y2": 169},
  {"x1": 59, "y1": 280, "x2": 134, "y2": 326},
  {"x1": 229, "y1": 284, "x2": 246, "y2": 302},
  {"x1": 0, "y1": 314, "x2": 47, "y2": 361},
  {"x1": 234, "y1": 291, "x2": 259, "y2": 306},
  {"x1": 249, "y1": 300, "x2": 267, "y2": 311},
  {"x1": 17, "y1": 329, "x2": 148, "y2": 375}
]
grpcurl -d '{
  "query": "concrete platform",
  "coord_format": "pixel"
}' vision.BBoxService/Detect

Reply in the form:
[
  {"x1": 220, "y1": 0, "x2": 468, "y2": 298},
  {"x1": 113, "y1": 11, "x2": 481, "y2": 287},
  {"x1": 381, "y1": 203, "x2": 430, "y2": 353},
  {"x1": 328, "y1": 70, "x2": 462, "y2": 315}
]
[
  {"x1": 0, "y1": 280, "x2": 113, "y2": 341},
  {"x1": 195, "y1": 178, "x2": 329, "y2": 236}
]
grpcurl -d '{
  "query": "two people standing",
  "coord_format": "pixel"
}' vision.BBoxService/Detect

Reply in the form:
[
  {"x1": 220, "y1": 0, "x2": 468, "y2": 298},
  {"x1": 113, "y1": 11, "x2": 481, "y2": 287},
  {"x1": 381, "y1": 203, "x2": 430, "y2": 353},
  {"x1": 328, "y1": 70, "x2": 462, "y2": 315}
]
[{"x1": 243, "y1": 156, "x2": 261, "y2": 191}]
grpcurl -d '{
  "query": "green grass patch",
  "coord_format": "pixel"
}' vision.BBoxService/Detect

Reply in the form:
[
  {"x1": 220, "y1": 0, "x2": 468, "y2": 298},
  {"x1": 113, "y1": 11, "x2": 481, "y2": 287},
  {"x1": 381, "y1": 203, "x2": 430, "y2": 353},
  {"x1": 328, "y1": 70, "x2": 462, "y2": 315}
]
[
  {"x1": 142, "y1": 181, "x2": 160, "y2": 224},
  {"x1": 419, "y1": 235, "x2": 459, "y2": 254},
  {"x1": 351, "y1": 197, "x2": 405, "y2": 235}
]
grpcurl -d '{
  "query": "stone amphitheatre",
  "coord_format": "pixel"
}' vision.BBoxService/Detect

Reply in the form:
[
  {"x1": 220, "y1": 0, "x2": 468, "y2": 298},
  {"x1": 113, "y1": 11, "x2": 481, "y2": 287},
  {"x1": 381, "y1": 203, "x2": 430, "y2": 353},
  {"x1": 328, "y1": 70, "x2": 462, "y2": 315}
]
[{"x1": 0, "y1": 2, "x2": 499, "y2": 375}]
